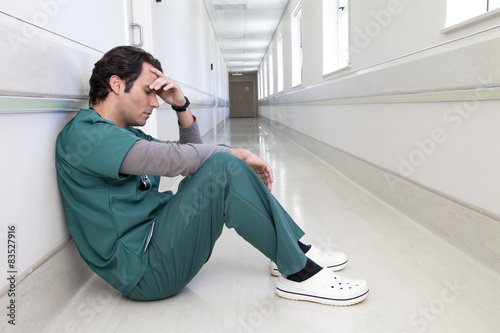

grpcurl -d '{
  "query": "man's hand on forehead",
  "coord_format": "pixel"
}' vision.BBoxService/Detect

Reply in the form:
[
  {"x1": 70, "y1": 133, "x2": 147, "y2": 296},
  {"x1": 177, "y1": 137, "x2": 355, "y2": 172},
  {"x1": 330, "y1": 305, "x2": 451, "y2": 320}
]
[{"x1": 148, "y1": 67, "x2": 186, "y2": 107}]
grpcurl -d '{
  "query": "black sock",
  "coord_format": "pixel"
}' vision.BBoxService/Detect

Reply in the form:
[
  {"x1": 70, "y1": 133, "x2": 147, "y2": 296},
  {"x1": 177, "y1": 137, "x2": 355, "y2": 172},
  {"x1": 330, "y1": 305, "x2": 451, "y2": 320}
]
[
  {"x1": 298, "y1": 241, "x2": 312, "y2": 254},
  {"x1": 286, "y1": 258, "x2": 322, "y2": 282}
]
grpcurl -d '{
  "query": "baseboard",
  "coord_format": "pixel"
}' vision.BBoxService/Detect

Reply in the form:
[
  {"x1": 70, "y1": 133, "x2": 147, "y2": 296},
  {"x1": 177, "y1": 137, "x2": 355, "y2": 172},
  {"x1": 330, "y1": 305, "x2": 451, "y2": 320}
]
[
  {"x1": 0, "y1": 241, "x2": 95, "y2": 332},
  {"x1": 259, "y1": 117, "x2": 500, "y2": 276},
  {"x1": 0, "y1": 237, "x2": 73, "y2": 297}
]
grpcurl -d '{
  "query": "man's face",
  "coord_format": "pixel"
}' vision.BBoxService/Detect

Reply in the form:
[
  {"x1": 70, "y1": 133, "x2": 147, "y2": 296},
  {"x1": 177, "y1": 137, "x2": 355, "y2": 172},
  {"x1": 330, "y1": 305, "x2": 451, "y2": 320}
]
[{"x1": 117, "y1": 62, "x2": 160, "y2": 127}]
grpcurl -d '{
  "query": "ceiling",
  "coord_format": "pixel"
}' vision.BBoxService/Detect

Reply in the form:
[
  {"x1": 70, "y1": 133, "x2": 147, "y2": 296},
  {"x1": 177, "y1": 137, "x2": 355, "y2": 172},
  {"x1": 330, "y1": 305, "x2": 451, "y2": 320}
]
[{"x1": 204, "y1": 0, "x2": 290, "y2": 73}]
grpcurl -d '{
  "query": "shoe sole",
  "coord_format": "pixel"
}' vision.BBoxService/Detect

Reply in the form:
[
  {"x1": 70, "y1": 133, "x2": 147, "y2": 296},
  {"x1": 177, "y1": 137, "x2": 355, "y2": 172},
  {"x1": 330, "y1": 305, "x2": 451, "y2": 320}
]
[
  {"x1": 276, "y1": 287, "x2": 369, "y2": 306},
  {"x1": 270, "y1": 260, "x2": 348, "y2": 277}
]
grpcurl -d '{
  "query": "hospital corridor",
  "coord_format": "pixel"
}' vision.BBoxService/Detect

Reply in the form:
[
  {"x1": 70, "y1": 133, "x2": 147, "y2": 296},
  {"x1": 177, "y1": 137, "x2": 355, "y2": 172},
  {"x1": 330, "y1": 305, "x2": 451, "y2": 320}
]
[{"x1": 1, "y1": 1, "x2": 500, "y2": 332}]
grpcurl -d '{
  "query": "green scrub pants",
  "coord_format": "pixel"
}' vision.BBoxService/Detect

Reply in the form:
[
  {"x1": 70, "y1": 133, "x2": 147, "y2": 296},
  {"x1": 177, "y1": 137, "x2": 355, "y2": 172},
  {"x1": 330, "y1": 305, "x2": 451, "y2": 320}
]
[{"x1": 127, "y1": 152, "x2": 307, "y2": 301}]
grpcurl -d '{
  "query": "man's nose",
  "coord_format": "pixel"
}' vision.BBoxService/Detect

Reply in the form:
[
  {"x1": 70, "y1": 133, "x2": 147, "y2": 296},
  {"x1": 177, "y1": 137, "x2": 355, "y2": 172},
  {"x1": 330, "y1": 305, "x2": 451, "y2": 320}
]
[{"x1": 150, "y1": 94, "x2": 159, "y2": 108}]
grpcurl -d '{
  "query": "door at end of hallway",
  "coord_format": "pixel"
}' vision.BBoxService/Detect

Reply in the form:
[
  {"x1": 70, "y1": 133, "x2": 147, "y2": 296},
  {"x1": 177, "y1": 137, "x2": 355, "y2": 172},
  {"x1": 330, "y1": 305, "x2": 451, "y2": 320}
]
[{"x1": 229, "y1": 81, "x2": 256, "y2": 118}]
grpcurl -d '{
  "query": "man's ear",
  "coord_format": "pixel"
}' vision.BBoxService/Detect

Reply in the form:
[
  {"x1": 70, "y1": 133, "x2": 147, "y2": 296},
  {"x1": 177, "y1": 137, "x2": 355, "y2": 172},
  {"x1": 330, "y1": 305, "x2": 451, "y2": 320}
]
[{"x1": 109, "y1": 75, "x2": 124, "y2": 95}]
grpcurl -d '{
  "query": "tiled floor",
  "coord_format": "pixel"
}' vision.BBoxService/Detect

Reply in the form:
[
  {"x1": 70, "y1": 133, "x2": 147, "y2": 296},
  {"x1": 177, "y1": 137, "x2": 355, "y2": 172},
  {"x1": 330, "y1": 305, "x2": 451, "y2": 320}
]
[{"x1": 18, "y1": 118, "x2": 500, "y2": 332}]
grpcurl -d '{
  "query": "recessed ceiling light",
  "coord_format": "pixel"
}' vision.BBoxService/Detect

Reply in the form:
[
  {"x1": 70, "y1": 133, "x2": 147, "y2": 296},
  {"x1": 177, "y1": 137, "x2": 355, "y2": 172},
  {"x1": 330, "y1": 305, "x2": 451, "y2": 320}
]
[
  {"x1": 221, "y1": 35, "x2": 245, "y2": 39},
  {"x1": 214, "y1": 4, "x2": 246, "y2": 10}
]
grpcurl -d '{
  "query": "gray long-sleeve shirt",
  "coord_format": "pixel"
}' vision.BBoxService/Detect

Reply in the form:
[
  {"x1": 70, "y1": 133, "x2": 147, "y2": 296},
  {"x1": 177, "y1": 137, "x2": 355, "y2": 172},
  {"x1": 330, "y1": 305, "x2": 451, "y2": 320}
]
[{"x1": 119, "y1": 119, "x2": 230, "y2": 177}]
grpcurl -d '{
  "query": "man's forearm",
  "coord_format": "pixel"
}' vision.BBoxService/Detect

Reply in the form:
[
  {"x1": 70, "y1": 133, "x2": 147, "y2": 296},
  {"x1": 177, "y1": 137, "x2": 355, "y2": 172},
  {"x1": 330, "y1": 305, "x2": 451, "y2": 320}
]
[
  {"x1": 178, "y1": 117, "x2": 203, "y2": 144},
  {"x1": 120, "y1": 140, "x2": 231, "y2": 177}
]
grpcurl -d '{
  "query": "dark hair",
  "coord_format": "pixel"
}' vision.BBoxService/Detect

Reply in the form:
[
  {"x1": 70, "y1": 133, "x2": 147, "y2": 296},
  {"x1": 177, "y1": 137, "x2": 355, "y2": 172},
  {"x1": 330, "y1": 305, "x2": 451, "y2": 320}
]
[{"x1": 89, "y1": 46, "x2": 163, "y2": 106}]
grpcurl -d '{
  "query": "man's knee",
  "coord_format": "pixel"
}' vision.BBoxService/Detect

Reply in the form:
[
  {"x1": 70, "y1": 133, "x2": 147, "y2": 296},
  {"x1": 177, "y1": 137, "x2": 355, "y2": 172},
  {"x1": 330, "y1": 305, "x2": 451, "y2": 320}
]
[
  {"x1": 208, "y1": 151, "x2": 246, "y2": 177},
  {"x1": 209, "y1": 151, "x2": 236, "y2": 162}
]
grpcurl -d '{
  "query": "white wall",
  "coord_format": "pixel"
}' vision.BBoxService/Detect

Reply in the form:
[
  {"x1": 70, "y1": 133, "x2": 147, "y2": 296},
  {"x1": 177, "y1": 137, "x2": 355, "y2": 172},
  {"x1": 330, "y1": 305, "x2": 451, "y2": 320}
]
[
  {"x1": 0, "y1": 0, "x2": 229, "y2": 294},
  {"x1": 2, "y1": 0, "x2": 130, "y2": 53},
  {"x1": 258, "y1": 0, "x2": 500, "y2": 219}
]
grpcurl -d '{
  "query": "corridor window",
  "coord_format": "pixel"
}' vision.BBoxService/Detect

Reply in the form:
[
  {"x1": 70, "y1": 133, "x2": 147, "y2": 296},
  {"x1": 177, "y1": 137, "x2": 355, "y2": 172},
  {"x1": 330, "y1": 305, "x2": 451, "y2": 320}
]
[
  {"x1": 446, "y1": 0, "x2": 500, "y2": 27},
  {"x1": 263, "y1": 59, "x2": 268, "y2": 98},
  {"x1": 291, "y1": 3, "x2": 303, "y2": 87},
  {"x1": 277, "y1": 34, "x2": 284, "y2": 92},
  {"x1": 323, "y1": 0, "x2": 349, "y2": 75},
  {"x1": 268, "y1": 53, "x2": 274, "y2": 95},
  {"x1": 257, "y1": 66, "x2": 264, "y2": 99}
]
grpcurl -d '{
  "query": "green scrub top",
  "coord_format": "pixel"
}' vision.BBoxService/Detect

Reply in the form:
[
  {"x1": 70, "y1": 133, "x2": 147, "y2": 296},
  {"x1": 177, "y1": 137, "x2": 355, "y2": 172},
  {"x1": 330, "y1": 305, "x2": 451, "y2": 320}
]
[{"x1": 56, "y1": 109, "x2": 173, "y2": 295}]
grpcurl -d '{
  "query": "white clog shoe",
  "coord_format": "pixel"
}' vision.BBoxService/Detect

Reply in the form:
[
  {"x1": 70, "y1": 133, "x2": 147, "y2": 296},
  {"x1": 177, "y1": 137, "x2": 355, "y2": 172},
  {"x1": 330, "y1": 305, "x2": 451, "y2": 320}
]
[{"x1": 276, "y1": 268, "x2": 369, "y2": 306}]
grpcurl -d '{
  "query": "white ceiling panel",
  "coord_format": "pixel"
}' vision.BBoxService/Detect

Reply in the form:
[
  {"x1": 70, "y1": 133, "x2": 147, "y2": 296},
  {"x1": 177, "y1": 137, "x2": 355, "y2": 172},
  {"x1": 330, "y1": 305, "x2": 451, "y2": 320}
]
[
  {"x1": 246, "y1": 0, "x2": 289, "y2": 9},
  {"x1": 204, "y1": 0, "x2": 290, "y2": 73},
  {"x1": 245, "y1": 21, "x2": 278, "y2": 34}
]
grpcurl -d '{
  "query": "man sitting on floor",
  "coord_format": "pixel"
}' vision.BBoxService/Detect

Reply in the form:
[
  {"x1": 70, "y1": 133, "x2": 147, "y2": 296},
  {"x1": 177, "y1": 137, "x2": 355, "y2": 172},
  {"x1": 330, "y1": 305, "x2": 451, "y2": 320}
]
[{"x1": 55, "y1": 46, "x2": 369, "y2": 306}]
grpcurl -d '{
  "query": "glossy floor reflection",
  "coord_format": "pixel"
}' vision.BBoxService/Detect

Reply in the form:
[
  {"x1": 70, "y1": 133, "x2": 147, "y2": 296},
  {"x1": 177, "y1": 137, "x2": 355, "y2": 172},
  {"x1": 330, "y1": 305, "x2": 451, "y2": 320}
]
[{"x1": 45, "y1": 118, "x2": 500, "y2": 332}]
